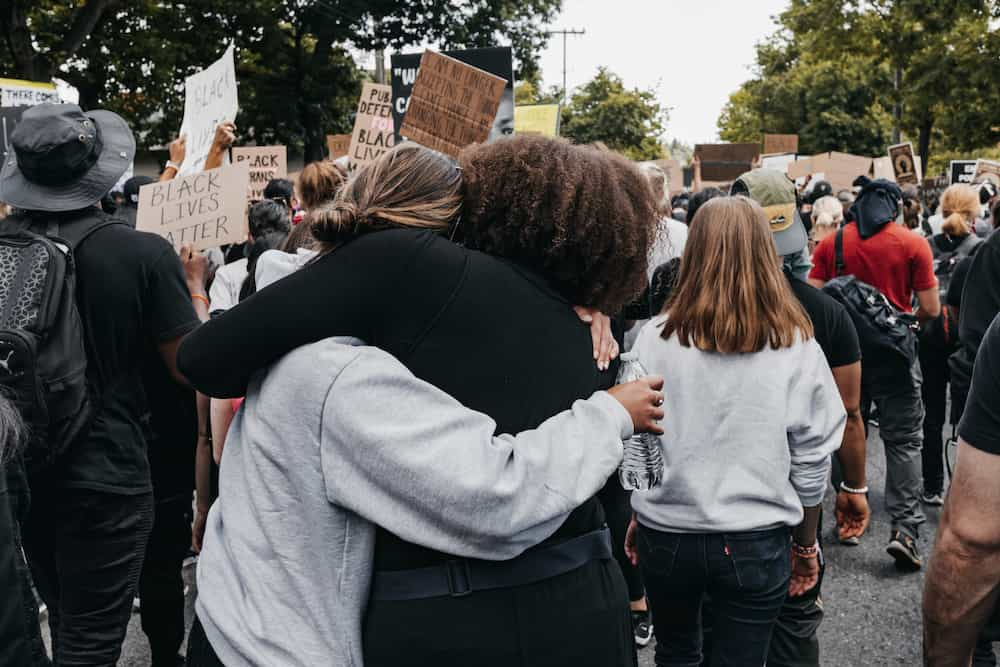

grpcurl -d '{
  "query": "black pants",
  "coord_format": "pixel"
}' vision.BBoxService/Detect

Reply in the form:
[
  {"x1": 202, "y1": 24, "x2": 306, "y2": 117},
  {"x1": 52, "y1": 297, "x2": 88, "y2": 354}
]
[
  {"x1": 363, "y1": 558, "x2": 636, "y2": 667},
  {"x1": 919, "y1": 342, "x2": 950, "y2": 496},
  {"x1": 140, "y1": 495, "x2": 192, "y2": 667},
  {"x1": 638, "y1": 525, "x2": 790, "y2": 667},
  {"x1": 22, "y1": 480, "x2": 154, "y2": 667},
  {"x1": 599, "y1": 477, "x2": 645, "y2": 602},
  {"x1": 187, "y1": 616, "x2": 226, "y2": 667}
]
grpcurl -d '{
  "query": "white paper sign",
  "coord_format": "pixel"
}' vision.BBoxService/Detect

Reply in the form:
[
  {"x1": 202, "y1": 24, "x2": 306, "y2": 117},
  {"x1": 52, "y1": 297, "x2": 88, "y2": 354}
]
[
  {"x1": 178, "y1": 45, "x2": 238, "y2": 174},
  {"x1": 0, "y1": 77, "x2": 59, "y2": 107}
]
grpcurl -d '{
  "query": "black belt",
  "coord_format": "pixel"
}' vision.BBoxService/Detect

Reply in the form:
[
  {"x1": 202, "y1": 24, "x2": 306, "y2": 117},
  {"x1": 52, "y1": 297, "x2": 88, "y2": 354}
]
[{"x1": 370, "y1": 527, "x2": 613, "y2": 601}]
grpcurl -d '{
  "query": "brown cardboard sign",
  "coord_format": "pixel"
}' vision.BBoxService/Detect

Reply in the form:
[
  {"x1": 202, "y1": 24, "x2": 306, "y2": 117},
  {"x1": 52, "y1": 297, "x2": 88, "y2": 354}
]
[
  {"x1": 694, "y1": 143, "x2": 759, "y2": 182},
  {"x1": 231, "y1": 146, "x2": 287, "y2": 202},
  {"x1": 888, "y1": 142, "x2": 919, "y2": 185},
  {"x1": 326, "y1": 134, "x2": 350, "y2": 160},
  {"x1": 763, "y1": 134, "x2": 798, "y2": 155},
  {"x1": 812, "y1": 152, "x2": 872, "y2": 193},
  {"x1": 399, "y1": 50, "x2": 507, "y2": 158},
  {"x1": 974, "y1": 159, "x2": 1000, "y2": 186},
  {"x1": 787, "y1": 158, "x2": 813, "y2": 180},
  {"x1": 653, "y1": 159, "x2": 685, "y2": 196},
  {"x1": 348, "y1": 82, "x2": 396, "y2": 169},
  {"x1": 136, "y1": 163, "x2": 250, "y2": 251}
]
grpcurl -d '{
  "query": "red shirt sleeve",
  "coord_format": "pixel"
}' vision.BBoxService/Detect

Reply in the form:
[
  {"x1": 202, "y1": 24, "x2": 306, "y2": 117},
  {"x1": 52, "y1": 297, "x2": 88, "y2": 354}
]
[
  {"x1": 809, "y1": 235, "x2": 835, "y2": 282},
  {"x1": 909, "y1": 233, "x2": 938, "y2": 292}
]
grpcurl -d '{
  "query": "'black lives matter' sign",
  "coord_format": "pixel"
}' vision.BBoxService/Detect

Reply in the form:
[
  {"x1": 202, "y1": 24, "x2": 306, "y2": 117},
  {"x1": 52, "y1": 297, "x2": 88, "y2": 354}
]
[
  {"x1": 136, "y1": 163, "x2": 250, "y2": 251},
  {"x1": 348, "y1": 83, "x2": 395, "y2": 170}
]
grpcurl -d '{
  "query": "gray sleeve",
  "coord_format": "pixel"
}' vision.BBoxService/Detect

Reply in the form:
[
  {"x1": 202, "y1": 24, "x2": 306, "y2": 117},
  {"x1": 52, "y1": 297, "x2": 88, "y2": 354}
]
[
  {"x1": 319, "y1": 349, "x2": 630, "y2": 561},
  {"x1": 786, "y1": 340, "x2": 847, "y2": 506}
]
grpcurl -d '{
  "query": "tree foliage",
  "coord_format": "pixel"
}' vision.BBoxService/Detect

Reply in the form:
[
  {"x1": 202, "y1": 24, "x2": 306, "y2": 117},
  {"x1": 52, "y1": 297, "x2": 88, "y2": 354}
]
[
  {"x1": 718, "y1": 0, "x2": 1000, "y2": 171},
  {"x1": 0, "y1": 0, "x2": 560, "y2": 160},
  {"x1": 559, "y1": 68, "x2": 668, "y2": 161}
]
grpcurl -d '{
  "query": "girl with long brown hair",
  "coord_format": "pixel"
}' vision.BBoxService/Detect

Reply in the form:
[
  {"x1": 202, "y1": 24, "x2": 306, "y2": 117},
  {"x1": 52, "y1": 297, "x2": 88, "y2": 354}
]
[{"x1": 626, "y1": 196, "x2": 846, "y2": 666}]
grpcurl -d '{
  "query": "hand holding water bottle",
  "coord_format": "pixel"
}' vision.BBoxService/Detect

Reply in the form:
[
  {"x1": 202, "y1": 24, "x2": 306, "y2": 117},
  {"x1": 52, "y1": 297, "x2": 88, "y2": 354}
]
[
  {"x1": 607, "y1": 376, "x2": 665, "y2": 435},
  {"x1": 615, "y1": 352, "x2": 666, "y2": 491}
]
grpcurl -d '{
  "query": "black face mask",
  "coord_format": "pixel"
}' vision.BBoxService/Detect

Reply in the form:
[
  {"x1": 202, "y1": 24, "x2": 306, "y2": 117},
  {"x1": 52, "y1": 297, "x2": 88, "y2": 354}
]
[{"x1": 849, "y1": 179, "x2": 903, "y2": 239}]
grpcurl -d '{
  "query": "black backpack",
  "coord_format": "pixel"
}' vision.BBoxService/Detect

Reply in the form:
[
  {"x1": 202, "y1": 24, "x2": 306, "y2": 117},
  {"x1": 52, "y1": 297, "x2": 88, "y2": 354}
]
[
  {"x1": 821, "y1": 227, "x2": 918, "y2": 370},
  {"x1": 0, "y1": 213, "x2": 122, "y2": 472},
  {"x1": 931, "y1": 233, "x2": 982, "y2": 299}
]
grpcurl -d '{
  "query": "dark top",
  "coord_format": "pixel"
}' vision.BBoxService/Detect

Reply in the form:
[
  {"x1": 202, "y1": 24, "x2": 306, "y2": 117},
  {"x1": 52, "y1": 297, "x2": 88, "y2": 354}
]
[
  {"x1": 178, "y1": 228, "x2": 616, "y2": 570},
  {"x1": 0, "y1": 463, "x2": 29, "y2": 667},
  {"x1": 141, "y1": 347, "x2": 198, "y2": 501},
  {"x1": 951, "y1": 231, "x2": 1000, "y2": 401},
  {"x1": 947, "y1": 256, "x2": 973, "y2": 308},
  {"x1": 788, "y1": 275, "x2": 862, "y2": 369},
  {"x1": 52, "y1": 210, "x2": 199, "y2": 494},
  {"x1": 959, "y1": 313, "x2": 1000, "y2": 455}
]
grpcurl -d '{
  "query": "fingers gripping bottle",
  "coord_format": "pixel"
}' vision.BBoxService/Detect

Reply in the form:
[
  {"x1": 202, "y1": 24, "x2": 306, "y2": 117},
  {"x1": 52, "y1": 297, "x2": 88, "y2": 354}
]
[{"x1": 617, "y1": 352, "x2": 664, "y2": 491}]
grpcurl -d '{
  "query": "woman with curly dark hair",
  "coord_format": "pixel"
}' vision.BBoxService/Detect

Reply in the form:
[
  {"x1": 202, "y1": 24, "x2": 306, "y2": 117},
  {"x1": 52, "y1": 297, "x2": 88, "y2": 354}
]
[{"x1": 179, "y1": 137, "x2": 658, "y2": 667}]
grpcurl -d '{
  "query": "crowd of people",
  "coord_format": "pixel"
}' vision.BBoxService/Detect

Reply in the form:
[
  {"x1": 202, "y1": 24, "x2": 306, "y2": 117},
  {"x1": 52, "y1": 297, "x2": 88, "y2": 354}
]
[{"x1": 0, "y1": 99, "x2": 999, "y2": 667}]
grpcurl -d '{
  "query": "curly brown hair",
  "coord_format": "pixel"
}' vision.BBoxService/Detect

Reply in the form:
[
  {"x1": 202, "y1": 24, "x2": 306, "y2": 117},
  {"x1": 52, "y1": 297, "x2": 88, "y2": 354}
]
[{"x1": 457, "y1": 136, "x2": 657, "y2": 313}]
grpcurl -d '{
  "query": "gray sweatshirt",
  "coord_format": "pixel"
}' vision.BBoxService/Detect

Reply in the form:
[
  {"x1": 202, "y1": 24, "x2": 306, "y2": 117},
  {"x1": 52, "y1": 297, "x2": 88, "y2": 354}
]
[
  {"x1": 196, "y1": 339, "x2": 632, "y2": 667},
  {"x1": 631, "y1": 316, "x2": 846, "y2": 533}
]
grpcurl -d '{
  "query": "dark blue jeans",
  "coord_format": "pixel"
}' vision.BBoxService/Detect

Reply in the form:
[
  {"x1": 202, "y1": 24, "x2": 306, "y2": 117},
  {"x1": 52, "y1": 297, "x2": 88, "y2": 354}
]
[{"x1": 636, "y1": 525, "x2": 791, "y2": 667}]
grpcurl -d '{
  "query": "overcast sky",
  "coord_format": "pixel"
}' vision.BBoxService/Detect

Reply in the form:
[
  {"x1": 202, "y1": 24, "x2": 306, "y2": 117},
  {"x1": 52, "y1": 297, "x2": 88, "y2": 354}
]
[{"x1": 535, "y1": 0, "x2": 789, "y2": 146}]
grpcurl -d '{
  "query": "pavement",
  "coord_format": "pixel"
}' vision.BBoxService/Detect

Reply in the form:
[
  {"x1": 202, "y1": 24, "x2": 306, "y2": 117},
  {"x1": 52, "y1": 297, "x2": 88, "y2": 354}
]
[{"x1": 38, "y1": 424, "x2": 995, "y2": 666}]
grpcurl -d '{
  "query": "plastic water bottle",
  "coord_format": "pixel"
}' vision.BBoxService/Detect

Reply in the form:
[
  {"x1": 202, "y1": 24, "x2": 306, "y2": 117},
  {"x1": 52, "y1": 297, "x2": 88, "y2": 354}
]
[{"x1": 616, "y1": 352, "x2": 664, "y2": 491}]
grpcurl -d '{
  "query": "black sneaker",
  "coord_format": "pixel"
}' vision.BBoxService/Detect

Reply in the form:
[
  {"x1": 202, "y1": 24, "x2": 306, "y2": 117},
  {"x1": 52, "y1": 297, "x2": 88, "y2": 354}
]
[
  {"x1": 886, "y1": 531, "x2": 922, "y2": 571},
  {"x1": 632, "y1": 610, "x2": 653, "y2": 648}
]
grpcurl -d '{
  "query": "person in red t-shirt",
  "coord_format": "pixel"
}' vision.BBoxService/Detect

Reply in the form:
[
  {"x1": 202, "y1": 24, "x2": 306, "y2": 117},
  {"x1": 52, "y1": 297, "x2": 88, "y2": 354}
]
[{"x1": 808, "y1": 178, "x2": 940, "y2": 573}]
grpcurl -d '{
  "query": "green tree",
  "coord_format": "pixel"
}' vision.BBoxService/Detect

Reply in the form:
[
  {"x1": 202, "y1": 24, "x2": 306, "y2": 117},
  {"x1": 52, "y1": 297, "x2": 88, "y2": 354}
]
[
  {"x1": 560, "y1": 68, "x2": 668, "y2": 161},
  {"x1": 1, "y1": 0, "x2": 561, "y2": 160},
  {"x1": 717, "y1": 0, "x2": 1000, "y2": 171}
]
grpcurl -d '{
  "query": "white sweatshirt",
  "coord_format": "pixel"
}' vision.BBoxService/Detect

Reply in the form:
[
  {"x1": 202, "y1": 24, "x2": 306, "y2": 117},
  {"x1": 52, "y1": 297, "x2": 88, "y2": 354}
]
[{"x1": 631, "y1": 315, "x2": 846, "y2": 533}]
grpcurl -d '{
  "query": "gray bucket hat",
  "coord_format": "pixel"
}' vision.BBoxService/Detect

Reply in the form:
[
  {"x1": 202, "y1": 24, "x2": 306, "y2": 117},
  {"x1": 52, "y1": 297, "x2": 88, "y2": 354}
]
[{"x1": 0, "y1": 103, "x2": 135, "y2": 212}]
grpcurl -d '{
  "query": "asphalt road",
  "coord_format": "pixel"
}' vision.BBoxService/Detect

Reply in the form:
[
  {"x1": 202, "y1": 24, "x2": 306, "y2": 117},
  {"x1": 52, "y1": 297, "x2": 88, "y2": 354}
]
[{"x1": 38, "y1": 424, "x2": 993, "y2": 666}]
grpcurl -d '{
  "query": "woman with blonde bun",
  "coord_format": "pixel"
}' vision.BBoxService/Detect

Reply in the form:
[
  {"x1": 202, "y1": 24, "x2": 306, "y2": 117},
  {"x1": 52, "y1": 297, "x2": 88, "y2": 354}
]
[
  {"x1": 920, "y1": 184, "x2": 984, "y2": 506},
  {"x1": 809, "y1": 195, "x2": 844, "y2": 255}
]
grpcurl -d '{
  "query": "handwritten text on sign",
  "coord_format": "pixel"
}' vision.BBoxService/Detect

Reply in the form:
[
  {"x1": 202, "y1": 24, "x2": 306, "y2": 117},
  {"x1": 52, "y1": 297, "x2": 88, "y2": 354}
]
[
  {"x1": 232, "y1": 146, "x2": 287, "y2": 201},
  {"x1": 399, "y1": 51, "x2": 506, "y2": 158},
  {"x1": 349, "y1": 83, "x2": 395, "y2": 170},
  {"x1": 327, "y1": 134, "x2": 350, "y2": 160},
  {"x1": 136, "y1": 164, "x2": 250, "y2": 251},
  {"x1": 178, "y1": 45, "x2": 238, "y2": 174}
]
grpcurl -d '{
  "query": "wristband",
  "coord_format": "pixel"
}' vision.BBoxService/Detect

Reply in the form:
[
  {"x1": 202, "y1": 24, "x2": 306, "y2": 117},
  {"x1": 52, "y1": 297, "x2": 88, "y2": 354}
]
[
  {"x1": 191, "y1": 293, "x2": 210, "y2": 308},
  {"x1": 792, "y1": 541, "x2": 819, "y2": 559},
  {"x1": 165, "y1": 160, "x2": 181, "y2": 172},
  {"x1": 839, "y1": 482, "x2": 869, "y2": 495}
]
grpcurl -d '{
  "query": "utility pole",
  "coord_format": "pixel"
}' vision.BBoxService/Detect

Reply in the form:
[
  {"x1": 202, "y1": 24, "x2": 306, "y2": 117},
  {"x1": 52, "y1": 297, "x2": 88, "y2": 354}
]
[
  {"x1": 374, "y1": 48, "x2": 386, "y2": 84},
  {"x1": 546, "y1": 28, "x2": 585, "y2": 104}
]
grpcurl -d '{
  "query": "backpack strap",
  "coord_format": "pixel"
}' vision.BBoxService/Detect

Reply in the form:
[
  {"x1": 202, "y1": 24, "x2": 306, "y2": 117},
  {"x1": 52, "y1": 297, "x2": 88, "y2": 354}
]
[
  {"x1": 834, "y1": 227, "x2": 845, "y2": 277},
  {"x1": 51, "y1": 216, "x2": 128, "y2": 251}
]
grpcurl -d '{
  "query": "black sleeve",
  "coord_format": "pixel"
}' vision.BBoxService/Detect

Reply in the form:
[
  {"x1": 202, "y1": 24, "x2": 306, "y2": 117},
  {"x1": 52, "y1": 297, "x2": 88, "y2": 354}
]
[
  {"x1": 145, "y1": 242, "x2": 201, "y2": 343},
  {"x1": 959, "y1": 314, "x2": 1000, "y2": 455},
  {"x1": 177, "y1": 230, "x2": 435, "y2": 398},
  {"x1": 946, "y1": 256, "x2": 973, "y2": 309},
  {"x1": 828, "y1": 303, "x2": 862, "y2": 368}
]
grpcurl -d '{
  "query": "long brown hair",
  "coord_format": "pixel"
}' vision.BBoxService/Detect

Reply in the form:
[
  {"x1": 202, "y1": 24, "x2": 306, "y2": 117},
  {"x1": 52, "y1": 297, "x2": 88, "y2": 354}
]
[
  {"x1": 310, "y1": 143, "x2": 463, "y2": 253},
  {"x1": 298, "y1": 160, "x2": 348, "y2": 211},
  {"x1": 662, "y1": 196, "x2": 813, "y2": 353}
]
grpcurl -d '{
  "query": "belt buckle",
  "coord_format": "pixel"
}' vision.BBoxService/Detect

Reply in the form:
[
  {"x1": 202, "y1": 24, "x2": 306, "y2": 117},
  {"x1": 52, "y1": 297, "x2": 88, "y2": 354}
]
[{"x1": 445, "y1": 560, "x2": 472, "y2": 597}]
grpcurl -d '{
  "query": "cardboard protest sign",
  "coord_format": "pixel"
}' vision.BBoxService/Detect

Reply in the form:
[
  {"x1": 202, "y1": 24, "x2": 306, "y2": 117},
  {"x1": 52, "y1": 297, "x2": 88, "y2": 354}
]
[
  {"x1": 178, "y1": 45, "x2": 238, "y2": 174},
  {"x1": 0, "y1": 106, "x2": 26, "y2": 157},
  {"x1": 398, "y1": 51, "x2": 507, "y2": 158},
  {"x1": 348, "y1": 83, "x2": 395, "y2": 170},
  {"x1": 231, "y1": 146, "x2": 287, "y2": 201},
  {"x1": 652, "y1": 159, "x2": 684, "y2": 196},
  {"x1": 0, "y1": 78, "x2": 59, "y2": 107},
  {"x1": 136, "y1": 163, "x2": 250, "y2": 251},
  {"x1": 515, "y1": 104, "x2": 561, "y2": 136},
  {"x1": 950, "y1": 160, "x2": 977, "y2": 185},
  {"x1": 391, "y1": 47, "x2": 514, "y2": 144},
  {"x1": 811, "y1": 152, "x2": 872, "y2": 193},
  {"x1": 694, "y1": 143, "x2": 759, "y2": 182},
  {"x1": 760, "y1": 153, "x2": 796, "y2": 173},
  {"x1": 888, "y1": 143, "x2": 919, "y2": 185},
  {"x1": 326, "y1": 134, "x2": 350, "y2": 160},
  {"x1": 787, "y1": 157, "x2": 813, "y2": 181},
  {"x1": 974, "y1": 159, "x2": 1000, "y2": 186},
  {"x1": 871, "y1": 156, "x2": 895, "y2": 182},
  {"x1": 763, "y1": 134, "x2": 798, "y2": 155}
]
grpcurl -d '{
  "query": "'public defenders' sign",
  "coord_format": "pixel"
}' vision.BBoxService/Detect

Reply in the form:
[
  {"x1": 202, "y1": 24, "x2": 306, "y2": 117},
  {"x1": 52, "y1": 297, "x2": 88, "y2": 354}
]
[
  {"x1": 136, "y1": 164, "x2": 250, "y2": 251},
  {"x1": 348, "y1": 83, "x2": 395, "y2": 170}
]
